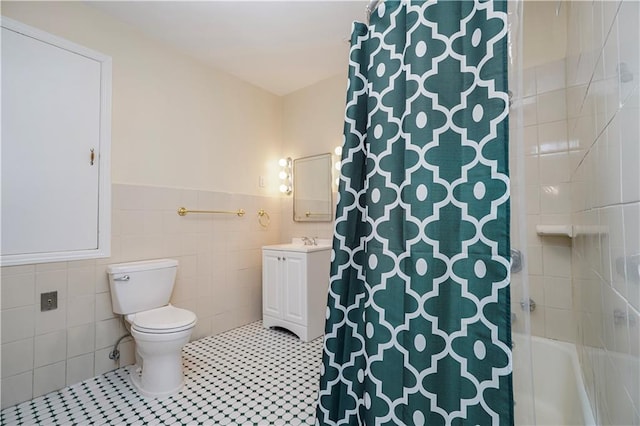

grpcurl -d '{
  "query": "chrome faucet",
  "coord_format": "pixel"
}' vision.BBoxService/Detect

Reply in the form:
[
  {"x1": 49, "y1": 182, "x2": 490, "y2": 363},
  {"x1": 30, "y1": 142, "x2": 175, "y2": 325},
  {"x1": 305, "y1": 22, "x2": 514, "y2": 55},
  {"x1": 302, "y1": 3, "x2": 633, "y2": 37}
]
[{"x1": 301, "y1": 236, "x2": 318, "y2": 246}]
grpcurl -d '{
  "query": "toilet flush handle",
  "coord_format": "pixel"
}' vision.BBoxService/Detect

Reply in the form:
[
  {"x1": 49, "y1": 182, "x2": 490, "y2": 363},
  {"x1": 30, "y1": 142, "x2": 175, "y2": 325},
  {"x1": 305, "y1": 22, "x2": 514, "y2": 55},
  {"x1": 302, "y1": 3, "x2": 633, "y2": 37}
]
[{"x1": 113, "y1": 275, "x2": 130, "y2": 282}]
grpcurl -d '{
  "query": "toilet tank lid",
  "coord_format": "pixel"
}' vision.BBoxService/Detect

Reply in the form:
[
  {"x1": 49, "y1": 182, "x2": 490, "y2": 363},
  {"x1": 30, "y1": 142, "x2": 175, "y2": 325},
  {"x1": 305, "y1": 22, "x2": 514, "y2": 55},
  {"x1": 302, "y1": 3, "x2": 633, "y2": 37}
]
[{"x1": 107, "y1": 258, "x2": 178, "y2": 275}]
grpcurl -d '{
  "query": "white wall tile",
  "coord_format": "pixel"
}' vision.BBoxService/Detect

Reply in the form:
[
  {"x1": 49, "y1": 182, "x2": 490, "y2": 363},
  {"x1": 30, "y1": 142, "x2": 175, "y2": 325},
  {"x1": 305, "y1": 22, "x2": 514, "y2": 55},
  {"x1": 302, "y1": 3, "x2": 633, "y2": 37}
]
[
  {"x1": 94, "y1": 292, "x2": 115, "y2": 322},
  {"x1": 1, "y1": 264, "x2": 35, "y2": 277},
  {"x1": 608, "y1": 208, "x2": 628, "y2": 297},
  {"x1": 544, "y1": 277, "x2": 573, "y2": 309},
  {"x1": 1, "y1": 306, "x2": 35, "y2": 344},
  {"x1": 540, "y1": 183, "x2": 572, "y2": 215},
  {"x1": 193, "y1": 319, "x2": 213, "y2": 341},
  {"x1": 95, "y1": 265, "x2": 110, "y2": 294},
  {"x1": 523, "y1": 125, "x2": 538, "y2": 155},
  {"x1": 539, "y1": 153, "x2": 571, "y2": 184},
  {"x1": 623, "y1": 203, "x2": 640, "y2": 310},
  {"x1": 67, "y1": 323, "x2": 95, "y2": 358},
  {"x1": 544, "y1": 307, "x2": 576, "y2": 342},
  {"x1": 522, "y1": 96, "x2": 538, "y2": 126},
  {"x1": 603, "y1": 17, "x2": 620, "y2": 81},
  {"x1": 67, "y1": 295, "x2": 95, "y2": 329},
  {"x1": 113, "y1": 184, "x2": 147, "y2": 211},
  {"x1": 35, "y1": 262, "x2": 67, "y2": 272},
  {"x1": 34, "y1": 330, "x2": 67, "y2": 368},
  {"x1": 538, "y1": 121, "x2": 568, "y2": 154},
  {"x1": 536, "y1": 60, "x2": 566, "y2": 94},
  {"x1": 143, "y1": 210, "x2": 164, "y2": 236},
  {"x1": 625, "y1": 305, "x2": 639, "y2": 399},
  {"x1": 566, "y1": 85, "x2": 587, "y2": 118},
  {"x1": 602, "y1": 119, "x2": 623, "y2": 207},
  {"x1": 523, "y1": 68, "x2": 537, "y2": 97},
  {"x1": 525, "y1": 155, "x2": 539, "y2": 185},
  {"x1": 526, "y1": 245, "x2": 544, "y2": 276},
  {"x1": 67, "y1": 265, "x2": 96, "y2": 297},
  {"x1": 171, "y1": 276, "x2": 196, "y2": 305},
  {"x1": 1, "y1": 371, "x2": 33, "y2": 409},
  {"x1": 1, "y1": 273, "x2": 35, "y2": 310},
  {"x1": 526, "y1": 185, "x2": 540, "y2": 215},
  {"x1": 66, "y1": 354, "x2": 94, "y2": 386},
  {"x1": 543, "y1": 245, "x2": 572, "y2": 278},
  {"x1": 95, "y1": 318, "x2": 122, "y2": 351},
  {"x1": 619, "y1": 105, "x2": 640, "y2": 203},
  {"x1": 1, "y1": 338, "x2": 34, "y2": 377},
  {"x1": 33, "y1": 361, "x2": 66, "y2": 398},
  {"x1": 119, "y1": 210, "x2": 146, "y2": 236},
  {"x1": 616, "y1": 1, "x2": 640, "y2": 106},
  {"x1": 537, "y1": 90, "x2": 568, "y2": 124}
]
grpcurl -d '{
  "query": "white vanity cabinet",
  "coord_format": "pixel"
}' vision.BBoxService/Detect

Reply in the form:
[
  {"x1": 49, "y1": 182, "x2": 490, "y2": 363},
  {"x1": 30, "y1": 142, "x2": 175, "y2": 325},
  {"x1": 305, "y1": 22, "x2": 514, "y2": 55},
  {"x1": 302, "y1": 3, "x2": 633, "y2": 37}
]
[{"x1": 262, "y1": 244, "x2": 331, "y2": 342}]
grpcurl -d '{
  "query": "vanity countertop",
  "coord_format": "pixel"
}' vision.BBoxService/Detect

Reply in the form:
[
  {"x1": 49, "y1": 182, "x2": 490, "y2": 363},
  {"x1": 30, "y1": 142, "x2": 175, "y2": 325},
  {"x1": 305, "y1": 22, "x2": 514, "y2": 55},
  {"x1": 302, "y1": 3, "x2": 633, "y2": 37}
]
[{"x1": 263, "y1": 238, "x2": 332, "y2": 253}]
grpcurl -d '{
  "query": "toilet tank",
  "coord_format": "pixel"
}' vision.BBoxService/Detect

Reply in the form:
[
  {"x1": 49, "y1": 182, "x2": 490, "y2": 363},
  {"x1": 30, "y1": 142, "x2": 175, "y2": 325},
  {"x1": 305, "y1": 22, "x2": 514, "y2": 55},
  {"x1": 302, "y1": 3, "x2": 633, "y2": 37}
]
[{"x1": 106, "y1": 259, "x2": 178, "y2": 315}]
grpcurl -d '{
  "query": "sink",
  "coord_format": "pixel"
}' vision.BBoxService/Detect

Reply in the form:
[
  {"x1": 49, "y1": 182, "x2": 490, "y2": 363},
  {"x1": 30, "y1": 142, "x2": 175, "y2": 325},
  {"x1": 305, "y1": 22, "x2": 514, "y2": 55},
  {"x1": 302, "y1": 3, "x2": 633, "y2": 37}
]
[{"x1": 263, "y1": 238, "x2": 332, "y2": 253}]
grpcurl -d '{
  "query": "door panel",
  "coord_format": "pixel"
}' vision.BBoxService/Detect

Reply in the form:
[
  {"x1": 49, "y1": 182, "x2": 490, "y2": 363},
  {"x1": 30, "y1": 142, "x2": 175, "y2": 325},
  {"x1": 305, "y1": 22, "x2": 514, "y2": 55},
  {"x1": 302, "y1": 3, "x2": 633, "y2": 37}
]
[
  {"x1": 1, "y1": 27, "x2": 101, "y2": 255},
  {"x1": 262, "y1": 251, "x2": 281, "y2": 317},
  {"x1": 283, "y1": 253, "x2": 306, "y2": 325}
]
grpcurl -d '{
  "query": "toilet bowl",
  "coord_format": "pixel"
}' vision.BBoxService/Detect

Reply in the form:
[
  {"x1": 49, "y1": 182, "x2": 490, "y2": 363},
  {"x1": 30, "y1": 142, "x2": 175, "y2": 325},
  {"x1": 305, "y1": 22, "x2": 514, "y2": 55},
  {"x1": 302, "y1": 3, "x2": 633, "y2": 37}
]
[
  {"x1": 126, "y1": 305, "x2": 196, "y2": 398},
  {"x1": 106, "y1": 259, "x2": 197, "y2": 399}
]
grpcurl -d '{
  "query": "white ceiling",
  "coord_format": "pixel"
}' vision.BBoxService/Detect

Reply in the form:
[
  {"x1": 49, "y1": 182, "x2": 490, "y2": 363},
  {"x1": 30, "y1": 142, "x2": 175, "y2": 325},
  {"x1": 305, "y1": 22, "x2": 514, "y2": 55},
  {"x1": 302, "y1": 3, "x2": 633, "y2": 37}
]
[{"x1": 89, "y1": 1, "x2": 368, "y2": 96}]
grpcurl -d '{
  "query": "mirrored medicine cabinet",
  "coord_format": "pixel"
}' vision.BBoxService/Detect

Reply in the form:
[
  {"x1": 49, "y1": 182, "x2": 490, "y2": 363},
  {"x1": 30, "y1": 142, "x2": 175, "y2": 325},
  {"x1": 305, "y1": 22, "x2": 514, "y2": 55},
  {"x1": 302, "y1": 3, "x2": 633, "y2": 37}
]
[{"x1": 293, "y1": 153, "x2": 333, "y2": 222}]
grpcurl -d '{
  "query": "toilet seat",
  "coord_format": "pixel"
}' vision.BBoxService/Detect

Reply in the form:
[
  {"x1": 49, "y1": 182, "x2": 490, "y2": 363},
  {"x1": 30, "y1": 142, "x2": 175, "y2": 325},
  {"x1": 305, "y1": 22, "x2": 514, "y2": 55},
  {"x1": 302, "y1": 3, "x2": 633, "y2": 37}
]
[{"x1": 127, "y1": 305, "x2": 196, "y2": 334}]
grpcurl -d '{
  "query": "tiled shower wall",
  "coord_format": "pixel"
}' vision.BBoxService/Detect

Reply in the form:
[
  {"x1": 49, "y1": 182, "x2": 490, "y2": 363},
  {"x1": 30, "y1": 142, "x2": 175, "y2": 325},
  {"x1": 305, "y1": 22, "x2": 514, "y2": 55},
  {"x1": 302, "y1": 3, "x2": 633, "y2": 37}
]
[
  {"x1": 567, "y1": 0, "x2": 639, "y2": 424},
  {"x1": 1, "y1": 183, "x2": 282, "y2": 408},
  {"x1": 511, "y1": 58, "x2": 576, "y2": 342}
]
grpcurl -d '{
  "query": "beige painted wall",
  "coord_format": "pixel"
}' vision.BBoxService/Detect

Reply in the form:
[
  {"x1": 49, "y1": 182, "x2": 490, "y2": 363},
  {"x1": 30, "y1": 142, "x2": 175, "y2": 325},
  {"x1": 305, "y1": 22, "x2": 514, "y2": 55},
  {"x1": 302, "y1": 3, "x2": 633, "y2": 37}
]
[
  {"x1": 523, "y1": 0, "x2": 567, "y2": 69},
  {"x1": 282, "y1": 73, "x2": 347, "y2": 159},
  {"x1": 280, "y1": 73, "x2": 347, "y2": 241},
  {"x1": 2, "y1": 1, "x2": 283, "y2": 196}
]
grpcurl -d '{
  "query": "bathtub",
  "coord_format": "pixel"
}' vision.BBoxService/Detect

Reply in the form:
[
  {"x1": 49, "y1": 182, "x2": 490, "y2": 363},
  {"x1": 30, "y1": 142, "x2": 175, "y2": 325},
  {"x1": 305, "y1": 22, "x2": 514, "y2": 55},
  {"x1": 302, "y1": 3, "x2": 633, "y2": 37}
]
[{"x1": 513, "y1": 335, "x2": 596, "y2": 425}]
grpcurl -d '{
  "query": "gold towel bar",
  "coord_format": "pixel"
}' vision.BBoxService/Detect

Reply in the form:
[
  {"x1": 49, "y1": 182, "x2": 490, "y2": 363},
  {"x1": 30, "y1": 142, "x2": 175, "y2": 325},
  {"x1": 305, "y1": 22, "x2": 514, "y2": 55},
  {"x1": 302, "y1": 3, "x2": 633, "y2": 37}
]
[
  {"x1": 305, "y1": 211, "x2": 329, "y2": 217},
  {"x1": 177, "y1": 207, "x2": 245, "y2": 217}
]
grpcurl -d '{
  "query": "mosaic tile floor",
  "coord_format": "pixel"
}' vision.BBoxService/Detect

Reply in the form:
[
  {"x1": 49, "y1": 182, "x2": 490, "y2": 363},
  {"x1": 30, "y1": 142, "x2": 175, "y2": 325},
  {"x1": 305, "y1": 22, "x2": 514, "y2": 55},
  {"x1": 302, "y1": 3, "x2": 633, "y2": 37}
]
[{"x1": 1, "y1": 322, "x2": 323, "y2": 425}]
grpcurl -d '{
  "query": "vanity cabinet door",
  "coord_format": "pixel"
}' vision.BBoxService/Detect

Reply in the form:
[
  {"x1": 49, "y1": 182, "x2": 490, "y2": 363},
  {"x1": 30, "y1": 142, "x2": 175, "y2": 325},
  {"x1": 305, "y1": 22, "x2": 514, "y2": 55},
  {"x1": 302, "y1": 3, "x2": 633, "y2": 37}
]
[
  {"x1": 262, "y1": 250, "x2": 282, "y2": 318},
  {"x1": 281, "y1": 251, "x2": 306, "y2": 326},
  {"x1": 0, "y1": 18, "x2": 111, "y2": 266}
]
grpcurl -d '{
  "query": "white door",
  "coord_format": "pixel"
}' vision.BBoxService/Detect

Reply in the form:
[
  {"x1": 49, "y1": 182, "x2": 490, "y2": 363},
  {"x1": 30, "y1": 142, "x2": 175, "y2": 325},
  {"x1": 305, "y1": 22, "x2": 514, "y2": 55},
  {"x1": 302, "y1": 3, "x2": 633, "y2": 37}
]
[
  {"x1": 282, "y1": 252, "x2": 306, "y2": 325},
  {"x1": 262, "y1": 250, "x2": 282, "y2": 318},
  {"x1": 1, "y1": 21, "x2": 109, "y2": 262}
]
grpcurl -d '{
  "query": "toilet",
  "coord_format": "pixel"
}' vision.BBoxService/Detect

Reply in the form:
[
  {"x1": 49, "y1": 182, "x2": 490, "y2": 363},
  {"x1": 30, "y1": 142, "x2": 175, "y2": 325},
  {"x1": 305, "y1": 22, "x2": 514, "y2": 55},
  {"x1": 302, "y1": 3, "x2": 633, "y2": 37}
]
[{"x1": 106, "y1": 259, "x2": 197, "y2": 398}]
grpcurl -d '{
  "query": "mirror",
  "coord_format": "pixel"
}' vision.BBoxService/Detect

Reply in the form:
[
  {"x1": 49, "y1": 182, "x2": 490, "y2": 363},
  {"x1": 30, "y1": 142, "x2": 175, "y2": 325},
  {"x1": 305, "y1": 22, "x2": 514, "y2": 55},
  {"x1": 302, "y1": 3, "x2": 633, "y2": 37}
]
[{"x1": 293, "y1": 153, "x2": 333, "y2": 222}]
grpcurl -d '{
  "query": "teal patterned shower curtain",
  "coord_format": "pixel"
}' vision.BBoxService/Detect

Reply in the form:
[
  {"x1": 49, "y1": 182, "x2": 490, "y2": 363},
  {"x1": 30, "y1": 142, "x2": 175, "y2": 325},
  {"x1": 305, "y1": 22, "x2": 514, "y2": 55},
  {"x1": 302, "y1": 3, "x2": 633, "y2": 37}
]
[{"x1": 316, "y1": 1, "x2": 512, "y2": 425}]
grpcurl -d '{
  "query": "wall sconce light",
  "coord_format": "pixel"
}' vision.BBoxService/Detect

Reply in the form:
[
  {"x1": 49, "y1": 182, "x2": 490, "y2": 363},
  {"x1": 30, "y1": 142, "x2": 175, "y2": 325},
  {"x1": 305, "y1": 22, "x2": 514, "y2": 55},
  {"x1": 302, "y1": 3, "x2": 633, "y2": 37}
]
[{"x1": 278, "y1": 157, "x2": 292, "y2": 195}]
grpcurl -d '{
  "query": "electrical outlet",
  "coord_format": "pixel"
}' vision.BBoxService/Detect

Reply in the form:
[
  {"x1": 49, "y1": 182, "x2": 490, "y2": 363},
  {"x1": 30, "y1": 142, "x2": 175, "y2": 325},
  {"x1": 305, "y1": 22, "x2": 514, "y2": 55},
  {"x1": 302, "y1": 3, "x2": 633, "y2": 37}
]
[
  {"x1": 40, "y1": 291, "x2": 58, "y2": 312},
  {"x1": 259, "y1": 176, "x2": 265, "y2": 188}
]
